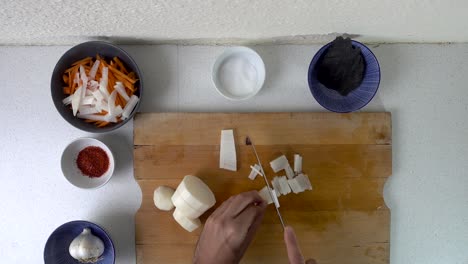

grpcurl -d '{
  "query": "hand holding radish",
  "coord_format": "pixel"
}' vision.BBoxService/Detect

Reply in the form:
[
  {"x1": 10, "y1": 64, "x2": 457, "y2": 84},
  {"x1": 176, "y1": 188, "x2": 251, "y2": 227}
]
[{"x1": 193, "y1": 191, "x2": 267, "y2": 264}]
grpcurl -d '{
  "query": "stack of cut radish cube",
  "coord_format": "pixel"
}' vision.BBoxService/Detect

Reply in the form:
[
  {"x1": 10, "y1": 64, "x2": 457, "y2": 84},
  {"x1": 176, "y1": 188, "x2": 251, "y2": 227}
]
[{"x1": 251, "y1": 154, "x2": 312, "y2": 206}]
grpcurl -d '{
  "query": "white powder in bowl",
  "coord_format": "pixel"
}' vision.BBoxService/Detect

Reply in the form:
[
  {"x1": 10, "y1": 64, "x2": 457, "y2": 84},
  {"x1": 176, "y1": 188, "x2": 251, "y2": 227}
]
[{"x1": 217, "y1": 55, "x2": 258, "y2": 97}]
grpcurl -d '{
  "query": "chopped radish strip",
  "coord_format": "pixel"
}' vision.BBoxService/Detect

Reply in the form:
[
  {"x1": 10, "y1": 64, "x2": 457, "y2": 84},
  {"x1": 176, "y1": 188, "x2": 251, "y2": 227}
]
[
  {"x1": 115, "y1": 105, "x2": 123, "y2": 117},
  {"x1": 81, "y1": 96, "x2": 95, "y2": 105},
  {"x1": 278, "y1": 176, "x2": 291, "y2": 195},
  {"x1": 287, "y1": 178, "x2": 302, "y2": 194},
  {"x1": 285, "y1": 165, "x2": 295, "y2": 179},
  {"x1": 78, "y1": 105, "x2": 99, "y2": 115},
  {"x1": 219, "y1": 129, "x2": 237, "y2": 171},
  {"x1": 271, "y1": 177, "x2": 282, "y2": 197},
  {"x1": 248, "y1": 164, "x2": 262, "y2": 180},
  {"x1": 122, "y1": 95, "x2": 139, "y2": 120},
  {"x1": 77, "y1": 113, "x2": 116, "y2": 123},
  {"x1": 294, "y1": 154, "x2": 302, "y2": 173},
  {"x1": 88, "y1": 80, "x2": 99, "y2": 91},
  {"x1": 270, "y1": 155, "x2": 288, "y2": 173},
  {"x1": 99, "y1": 66, "x2": 109, "y2": 97},
  {"x1": 62, "y1": 95, "x2": 73, "y2": 106},
  {"x1": 89, "y1": 60, "x2": 100, "y2": 80},
  {"x1": 108, "y1": 90, "x2": 117, "y2": 118},
  {"x1": 114, "y1": 82, "x2": 130, "y2": 101},
  {"x1": 71, "y1": 86, "x2": 83, "y2": 116},
  {"x1": 79, "y1": 66, "x2": 88, "y2": 97},
  {"x1": 92, "y1": 90, "x2": 104, "y2": 102},
  {"x1": 73, "y1": 72, "x2": 79, "y2": 84},
  {"x1": 258, "y1": 186, "x2": 273, "y2": 205},
  {"x1": 271, "y1": 189, "x2": 280, "y2": 208},
  {"x1": 296, "y1": 174, "x2": 312, "y2": 191}
]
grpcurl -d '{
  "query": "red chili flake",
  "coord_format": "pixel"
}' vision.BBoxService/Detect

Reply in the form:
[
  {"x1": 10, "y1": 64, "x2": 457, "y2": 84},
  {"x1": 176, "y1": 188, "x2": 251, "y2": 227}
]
[{"x1": 76, "y1": 146, "x2": 109, "y2": 178}]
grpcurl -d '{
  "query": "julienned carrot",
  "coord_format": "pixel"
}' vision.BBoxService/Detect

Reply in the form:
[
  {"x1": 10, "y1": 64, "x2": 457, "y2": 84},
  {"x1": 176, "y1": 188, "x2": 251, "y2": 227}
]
[{"x1": 62, "y1": 54, "x2": 138, "y2": 127}]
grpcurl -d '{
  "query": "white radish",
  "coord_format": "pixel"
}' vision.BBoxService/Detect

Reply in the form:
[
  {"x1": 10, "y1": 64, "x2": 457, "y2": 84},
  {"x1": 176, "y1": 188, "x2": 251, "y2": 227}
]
[
  {"x1": 89, "y1": 60, "x2": 100, "y2": 80},
  {"x1": 173, "y1": 208, "x2": 201, "y2": 232},
  {"x1": 171, "y1": 191, "x2": 204, "y2": 219},
  {"x1": 62, "y1": 95, "x2": 73, "y2": 106},
  {"x1": 99, "y1": 67, "x2": 110, "y2": 97},
  {"x1": 270, "y1": 155, "x2": 288, "y2": 173},
  {"x1": 108, "y1": 90, "x2": 117, "y2": 118},
  {"x1": 248, "y1": 164, "x2": 262, "y2": 180},
  {"x1": 114, "y1": 82, "x2": 130, "y2": 101},
  {"x1": 258, "y1": 186, "x2": 273, "y2": 205},
  {"x1": 294, "y1": 154, "x2": 303, "y2": 173},
  {"x1": 278, "y1": 176, "x2": 291, "y2": 195},
  {"x1": 296, "y1": 174, "x2": 312, "y2": 191},
  {"x1": 122, "y1": 95, "x2": 139, "y2": 120},
  {"x1": 78, "y1": 105, "x2": 99, "y2": 115},
  {"x1": 271, "y1": 189, "x2": 280, "y2": 208},
  {"x1": 287, "y1": 177, "x2": 303, "y2": 194},
  {"x1": 271, "y1": 177, "x2": 282, "y2": 197},
  {"x1": 81, "y1": 96, "x2": 95, "y2": 105},
  {"x1": 71, "y1": 86, "x2": 83, "y2": 116},
  {"x1": 115, "y1": 105, "x2": 123, "y2": 117},
  {"x1": 219, "y1": 129, "x2": 237, "y2": 171},
  {"x1": 285, "y1": 164, "x2": 295, "y2": 179},
  {"x1": 173, "y1": 175, "x2": 216, "y2": 212},
  {"x1": 77, "y1": 113, "x2": 116, "y2": 123},
  {"x1": 153, "y1": 186, "x2": 175, "y2": 211}
]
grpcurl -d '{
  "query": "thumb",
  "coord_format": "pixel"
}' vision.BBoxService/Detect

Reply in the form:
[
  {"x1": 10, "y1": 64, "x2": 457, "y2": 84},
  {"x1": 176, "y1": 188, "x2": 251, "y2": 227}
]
[{"x1": 284, "y1": 226, "x2": 305, "y2": 264}]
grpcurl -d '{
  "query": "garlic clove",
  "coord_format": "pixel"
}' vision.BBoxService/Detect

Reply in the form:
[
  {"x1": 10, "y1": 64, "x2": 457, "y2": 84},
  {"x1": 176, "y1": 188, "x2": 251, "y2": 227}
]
[{"x1": 69, "y1": 228, "x2": 105, "y2": 263}]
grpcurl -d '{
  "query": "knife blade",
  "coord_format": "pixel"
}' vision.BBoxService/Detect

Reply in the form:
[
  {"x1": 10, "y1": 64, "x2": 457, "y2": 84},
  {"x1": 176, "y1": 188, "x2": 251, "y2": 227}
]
[{"x1": 246, "y1": 136, "x2": 285, "y2": 230}]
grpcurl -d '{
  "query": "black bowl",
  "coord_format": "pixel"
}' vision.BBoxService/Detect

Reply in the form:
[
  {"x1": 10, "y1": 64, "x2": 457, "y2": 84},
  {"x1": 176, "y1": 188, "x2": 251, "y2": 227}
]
[{"x1": 51, "y1": 41, "x2": 142, "y2": 133}]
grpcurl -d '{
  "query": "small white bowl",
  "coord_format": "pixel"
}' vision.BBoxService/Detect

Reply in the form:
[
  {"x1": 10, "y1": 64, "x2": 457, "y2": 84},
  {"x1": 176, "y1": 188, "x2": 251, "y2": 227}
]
[
  {"x1": 212, "y1": 47, "x2": 265, "y2": 100},
  {"x1": 61, "y1": 138, "x2": 115, "y2": 189}
]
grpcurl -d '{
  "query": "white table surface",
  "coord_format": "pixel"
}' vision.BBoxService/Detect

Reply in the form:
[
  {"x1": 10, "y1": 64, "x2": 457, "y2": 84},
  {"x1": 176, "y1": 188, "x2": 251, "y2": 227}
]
[{"x1": 1, "y1": 44, "x2": 467, "y2": 264}]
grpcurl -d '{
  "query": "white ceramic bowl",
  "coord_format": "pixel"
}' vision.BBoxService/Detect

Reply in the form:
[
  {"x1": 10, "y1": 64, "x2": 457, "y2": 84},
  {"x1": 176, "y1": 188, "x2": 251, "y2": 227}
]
[
  {"x1": 61, "y1": 138, "x2": 115, "y2": 189},
  {"x1": 212, "y1": 47, "x2": 265, "y2": 100}
]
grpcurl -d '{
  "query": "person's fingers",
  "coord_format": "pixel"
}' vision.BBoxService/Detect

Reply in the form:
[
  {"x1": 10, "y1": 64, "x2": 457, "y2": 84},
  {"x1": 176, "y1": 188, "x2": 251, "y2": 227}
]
[
  {"x1": 227, "y1": 191, "x2": 265, "y2": 217},
  {"x1": 305, "y1": 259, "x2": 317, "y2": 264},
  {"x1": 236, "y1": 203, "x2": 267, "y2": 253},
  {"x1": 284, "y1": 226, "x2": 305, "y2": 264}
]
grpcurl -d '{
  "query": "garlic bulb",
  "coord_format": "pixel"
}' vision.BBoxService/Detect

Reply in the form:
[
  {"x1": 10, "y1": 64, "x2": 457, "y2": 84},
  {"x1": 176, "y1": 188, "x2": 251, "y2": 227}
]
[{"x1": 69, "y1": 228, "x2": 105, "y2": 263}]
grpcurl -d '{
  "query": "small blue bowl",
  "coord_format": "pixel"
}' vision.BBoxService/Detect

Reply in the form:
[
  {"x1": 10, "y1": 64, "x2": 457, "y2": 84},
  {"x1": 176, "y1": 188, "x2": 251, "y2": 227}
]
[
  {"x1": 308, "y1": 40, "x2": 380, "y2": 113},
  {"x1": 44, "y1": 220, "x2": 115, "y2": 264}
]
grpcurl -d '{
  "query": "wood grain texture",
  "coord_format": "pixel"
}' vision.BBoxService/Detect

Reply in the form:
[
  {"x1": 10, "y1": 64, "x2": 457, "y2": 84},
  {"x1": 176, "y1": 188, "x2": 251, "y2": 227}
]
[{"x1": 134, "y1": 112, "x2": 392, "y2": 264}]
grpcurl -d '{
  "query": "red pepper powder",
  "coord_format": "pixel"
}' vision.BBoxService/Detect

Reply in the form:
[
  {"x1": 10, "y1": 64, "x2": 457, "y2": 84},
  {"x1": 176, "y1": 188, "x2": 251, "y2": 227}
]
[{"x1": 76, "y1": 146, "x2": 109, "y2": 178}]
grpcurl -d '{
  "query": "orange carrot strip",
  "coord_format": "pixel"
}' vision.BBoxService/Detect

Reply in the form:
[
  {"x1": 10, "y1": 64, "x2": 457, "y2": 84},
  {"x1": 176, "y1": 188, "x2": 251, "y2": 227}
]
[
  {"x1": 108, "y1": 65, "x2": 137, "y2": 84},
  {"x1": 128, "y1": 72, "x2": 136, "y2": 79},
  {"x1": 113, "y1": 57, "x2": 128, "y2": 74},
  {"x1": 72, "y1": 57, "x2": 92, "y2": 66},
  {"x1": 84, "y1": 119, "x2": 95, "y2": 123},
  {"x1": 97, "y1": 122, "x2": 109, "y2": 128},
  {"x1": 63, "y1": 87, "x2": 71, "y2": 95}
]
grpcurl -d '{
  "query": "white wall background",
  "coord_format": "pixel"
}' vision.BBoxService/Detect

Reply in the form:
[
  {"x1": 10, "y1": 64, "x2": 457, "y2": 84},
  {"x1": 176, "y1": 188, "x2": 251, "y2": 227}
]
[{"x1": 1, "y1": 0, "x2": 468, "y2": 45}]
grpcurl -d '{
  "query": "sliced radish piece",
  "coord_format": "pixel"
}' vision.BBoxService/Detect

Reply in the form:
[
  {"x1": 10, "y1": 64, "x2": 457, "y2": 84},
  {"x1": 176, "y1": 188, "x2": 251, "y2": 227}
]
[
  {"x1": 154, "y1": 186, "x2": 175, "y2": 211},
  {"x1": 174, "y1": 175, "x2": 216, "y2": 212},
  {"x1": 92, "y1": 90, "x2": 104, "y2": 102},
  {"x1": 294, "y1": 154, "x2": 302, "y2": 173},
  {"x1": 78, "y1": 105, "x2": 99, "y2": 115},
  {"x1": 270, "y1": 155, "x2": 288, "y2": 173},
  {"x1": 248, "y1": 164, "x2": 262, "y2": 180},
  {"x1": 258, "y1": 186, "x2": 273, "y2": 205},
  {"x1": 108, "y1": 90, "x2": 117, "y2": 118},
  {"x1": 285, "y1": 165, "x2": 295, "y2": 179},
  {"x1": 71, "y1": 86, "x2": 83, "y2": 116},
  {"x1": 171, "y1": 190, "x2": 205, "y2": 219},
  {"x1": 88, "y1": 80, "x2": 99, "y2": 91},
  {"x1": 79, "y1": 66, "x2": 88, "y2": 96},
  {"x1": 219, "y1": 129, "x2": 237, "y2": 171},
  {"x1": 271, "y1": 177, "x2": 282, "y2": 197},
  {"x1": 99, "y1": 66, "x2": 110, "y2": 97},
  {"x1": 173, "y1": 208, "x2": 201, "y2": 232},
  {"x1": 89, "y1": 59, "x2": 100, "y2": 80},
  {"x1": 81, "y1": 96, "x2": 95, "y2": 105},
  {"x1": 115, "y1": 105, "x2": 123, "y2": 117},
  {"x1": 114, "y1": 82, "x2": 130, "y2": 101},
  {"x1": 77, "y1": 113, "x2": 116, "y2": 123},
  {"x1": 62, "y1": 95, "x2": 73, "y2": 106},
  {"x1": 288, "y1": 178, "x2": 303, "y2": 194},
  {"x1": 122, "y1": 95, "x2": 139, "y2": 120},
  {"x1": 271, "y1": 189, "x2": 280, "y2": 208},
  {"x1": 278, "y1": 176, "x2": 291, "y2": 195},
  {"x1": 296, "y1": 174, "x2": 312, "y2": 191}
]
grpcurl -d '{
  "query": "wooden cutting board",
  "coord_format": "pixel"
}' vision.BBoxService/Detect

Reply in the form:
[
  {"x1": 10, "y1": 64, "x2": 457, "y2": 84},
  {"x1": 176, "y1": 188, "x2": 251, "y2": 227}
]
[{"x1": 134, "y1": 113, "x2": 392, "y2": 264}]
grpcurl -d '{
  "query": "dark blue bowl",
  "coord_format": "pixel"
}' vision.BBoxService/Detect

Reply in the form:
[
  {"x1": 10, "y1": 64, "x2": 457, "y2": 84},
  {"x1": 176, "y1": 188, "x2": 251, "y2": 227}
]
[
  {"x1": 44, "y1": 220, "x2": 115, "y2": 264},
  {"x1": 308, "y1": 40, "x2": 380, "y2": 113}
]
